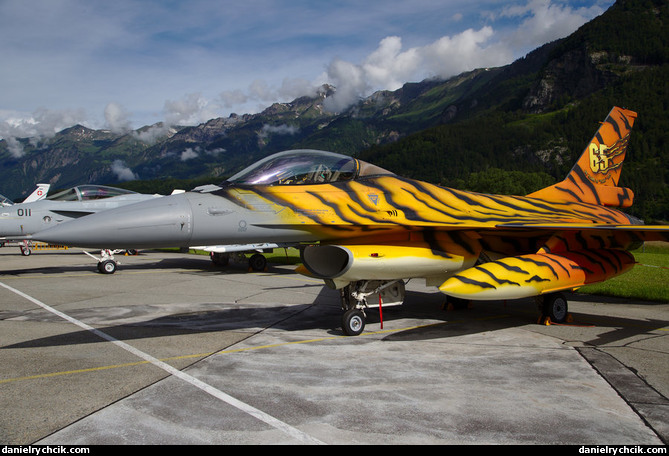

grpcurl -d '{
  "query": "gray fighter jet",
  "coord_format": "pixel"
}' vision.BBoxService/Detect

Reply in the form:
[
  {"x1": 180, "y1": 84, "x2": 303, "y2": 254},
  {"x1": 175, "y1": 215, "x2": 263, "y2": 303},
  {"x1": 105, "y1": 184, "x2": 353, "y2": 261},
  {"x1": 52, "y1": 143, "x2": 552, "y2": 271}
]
[
  {"x1": 1, "y1": 184, "x2": 162, "y2": 255},
  {"x1": 1, "y1": 183, "x2": 50, "y2": 207}
]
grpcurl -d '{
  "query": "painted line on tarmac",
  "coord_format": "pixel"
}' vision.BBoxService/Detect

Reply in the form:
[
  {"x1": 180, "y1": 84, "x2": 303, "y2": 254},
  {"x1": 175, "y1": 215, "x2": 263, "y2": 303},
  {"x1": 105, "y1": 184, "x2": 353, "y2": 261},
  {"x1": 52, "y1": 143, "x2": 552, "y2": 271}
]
[
  {"x1": 0, "y1": 320, "x2": 458, "y2": 384},
  {"x1": 1, "y1": 316, "x2": 510, "y2": 386},
  {"x1": 0, "y1": 280, "x2": 326, "y2": 445}
]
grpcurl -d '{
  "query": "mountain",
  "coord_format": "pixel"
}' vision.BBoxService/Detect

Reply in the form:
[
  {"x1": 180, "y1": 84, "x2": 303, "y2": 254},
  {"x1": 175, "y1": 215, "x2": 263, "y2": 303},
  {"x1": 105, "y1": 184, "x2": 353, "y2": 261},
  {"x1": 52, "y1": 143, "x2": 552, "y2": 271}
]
[{"x1": 1, "y1": 0, "x2": 667, "y2": 221}]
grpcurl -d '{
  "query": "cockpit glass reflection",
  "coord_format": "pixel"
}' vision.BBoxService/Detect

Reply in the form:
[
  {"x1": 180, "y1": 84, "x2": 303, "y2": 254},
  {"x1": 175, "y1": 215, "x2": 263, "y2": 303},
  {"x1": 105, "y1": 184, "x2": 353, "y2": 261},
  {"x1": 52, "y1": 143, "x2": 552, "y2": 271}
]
[
  {"x1": 227, "y1": 150, "x2": 358, "y2": 186},
  {"x1": 0, "y1": 194, "x2": 13, "y2": 206},
  {"x1": 47, "y1": 185, "x2": 137, "y2": 201}
]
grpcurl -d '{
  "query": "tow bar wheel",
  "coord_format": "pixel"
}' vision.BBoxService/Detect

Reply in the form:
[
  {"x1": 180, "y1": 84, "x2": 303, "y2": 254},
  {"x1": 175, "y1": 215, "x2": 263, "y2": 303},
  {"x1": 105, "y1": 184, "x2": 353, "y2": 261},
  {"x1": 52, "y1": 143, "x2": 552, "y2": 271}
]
[{"x1": 98, "y1": 259, "x2": 117, "y2": 274}]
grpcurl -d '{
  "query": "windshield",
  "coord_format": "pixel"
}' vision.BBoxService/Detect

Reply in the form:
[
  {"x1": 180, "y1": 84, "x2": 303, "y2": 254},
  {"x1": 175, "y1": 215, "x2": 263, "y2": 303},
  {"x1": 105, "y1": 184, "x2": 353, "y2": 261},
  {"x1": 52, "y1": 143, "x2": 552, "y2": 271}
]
[
  {"x1": 0, "y1": 194, "x2": 13, "y2": 206},
  {"x1": 227, "y1": 150, "x2": 358, "y2": 186},
  {"x1": 47, "y1": 185, "x2": 137, "y2": 201}
]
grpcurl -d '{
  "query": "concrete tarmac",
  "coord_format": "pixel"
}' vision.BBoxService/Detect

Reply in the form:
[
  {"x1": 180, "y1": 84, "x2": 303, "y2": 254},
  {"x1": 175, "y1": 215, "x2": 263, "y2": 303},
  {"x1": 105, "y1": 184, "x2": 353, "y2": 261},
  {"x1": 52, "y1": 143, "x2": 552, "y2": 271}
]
[{"x1": 0, "y1": 247, "x2": 667, "y2": 445}]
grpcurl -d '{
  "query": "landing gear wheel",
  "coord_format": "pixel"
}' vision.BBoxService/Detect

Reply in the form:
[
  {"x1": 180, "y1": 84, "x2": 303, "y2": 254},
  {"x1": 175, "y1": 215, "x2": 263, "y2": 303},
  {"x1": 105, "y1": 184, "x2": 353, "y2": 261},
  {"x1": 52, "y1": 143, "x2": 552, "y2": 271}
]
[
  {"x1": 98, "y1": 259, "x2": 117, "y2": 274},
  {"x1": 20, "y1": 248, "x2": 31, "y2": 256},
  {"x1": 543, "y1": 292, "x2": 568, "y2": 323},
  {"x1": 249, "y1": 253, "x2": 267, "y2": 271},
  {"x1": 342, "y1": 309, "x2": 366, "y2": 336},
  {"x1": 446, "y1": 296, "x2": 469, "y2": 310},
  {"x1": 210, "y1": 252, "x2": 230, "y2": 266}
]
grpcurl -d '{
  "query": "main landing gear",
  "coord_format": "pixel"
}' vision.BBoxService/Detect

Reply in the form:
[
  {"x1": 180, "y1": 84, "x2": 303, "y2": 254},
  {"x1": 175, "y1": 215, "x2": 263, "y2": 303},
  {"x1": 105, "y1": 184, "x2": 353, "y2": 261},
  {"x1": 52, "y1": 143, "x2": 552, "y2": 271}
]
[
  {"x1": 210, "y1": 252, "x2": 268, "y2": 272},
  {"x1": 538, "y1": 292, "x2": 571, "y2": 324},
  {"x1": 338, "y1": 284, "x2": 570, "y2": 334},
  {"x1": 445, "y1": 292, "x2": 572, "y2": 325},
  {"x1": 19, "y1": 240, "x2": 32, "y2": 256},
  {"x1": 339, "y1": 280, "x2": 405, "y2": 336}
]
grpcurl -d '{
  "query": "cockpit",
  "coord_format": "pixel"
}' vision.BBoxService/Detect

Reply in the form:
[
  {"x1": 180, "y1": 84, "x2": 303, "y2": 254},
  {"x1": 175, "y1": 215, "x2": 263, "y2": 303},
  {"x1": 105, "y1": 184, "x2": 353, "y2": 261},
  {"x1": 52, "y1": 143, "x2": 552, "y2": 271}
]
[
  {"x1": 46, "y1": 185, "x2": 137, "y2": 202},
  {"x1": 0, "y1": 194, "x2": 14, "y2": 207},
  {"x1": 226, "y1": 149, "x2": 394, "y2": 186}
]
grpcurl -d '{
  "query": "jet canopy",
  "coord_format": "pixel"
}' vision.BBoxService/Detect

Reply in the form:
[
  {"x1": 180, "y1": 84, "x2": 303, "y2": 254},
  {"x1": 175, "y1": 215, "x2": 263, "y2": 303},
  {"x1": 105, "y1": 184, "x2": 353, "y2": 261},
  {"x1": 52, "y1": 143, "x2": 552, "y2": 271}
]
[
  {"x1": 0, "y1": 194, "x2": 14, "y2": 206},
  {"x1": 46, "y1": 185, "x2": 137, "y2": 202},
  {"x1": 226, "y1": 149, "x2": 394, "y2": 186}
]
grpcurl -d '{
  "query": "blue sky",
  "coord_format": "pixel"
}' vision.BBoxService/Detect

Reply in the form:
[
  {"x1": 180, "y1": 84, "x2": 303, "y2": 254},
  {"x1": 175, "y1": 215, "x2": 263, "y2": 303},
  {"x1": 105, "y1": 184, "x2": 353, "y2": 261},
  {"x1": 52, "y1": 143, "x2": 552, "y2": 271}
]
[{"x1": 0, "y1": 0, "x2": 614, "y2": 143}]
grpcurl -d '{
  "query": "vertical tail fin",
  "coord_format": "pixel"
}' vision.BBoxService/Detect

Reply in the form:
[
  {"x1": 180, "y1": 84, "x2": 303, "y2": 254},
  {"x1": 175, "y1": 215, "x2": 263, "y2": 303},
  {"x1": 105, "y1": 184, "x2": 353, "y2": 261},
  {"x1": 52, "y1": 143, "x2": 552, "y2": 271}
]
[
  {"x1": 22, "y1": 183, "x2": 50, "y2": 203},
  {"x1": 528, "y1": 107, "x2": 637, "y2": 207}
]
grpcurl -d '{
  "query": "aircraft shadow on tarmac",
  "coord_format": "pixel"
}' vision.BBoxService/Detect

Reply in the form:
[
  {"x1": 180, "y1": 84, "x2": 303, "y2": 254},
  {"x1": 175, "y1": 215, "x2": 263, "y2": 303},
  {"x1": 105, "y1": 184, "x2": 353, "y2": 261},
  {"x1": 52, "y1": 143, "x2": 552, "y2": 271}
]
[
  {"x1": 2, "y1": 280, "x2": 667, "y2": 351},
  {"x1": 0, "y1": 250, "x2": 249, "y2": 276}
]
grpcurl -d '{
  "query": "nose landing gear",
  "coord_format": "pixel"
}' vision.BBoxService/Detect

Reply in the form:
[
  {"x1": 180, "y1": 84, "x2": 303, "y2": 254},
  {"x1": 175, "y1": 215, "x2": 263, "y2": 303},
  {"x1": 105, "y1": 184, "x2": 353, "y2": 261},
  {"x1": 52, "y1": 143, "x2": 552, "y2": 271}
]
[
  {"x1": 342, "y1": 308, "x2": 366, "y2": 336},
  {"x1": 339, "y1": 280, "x2": 406, "y2": 336}
]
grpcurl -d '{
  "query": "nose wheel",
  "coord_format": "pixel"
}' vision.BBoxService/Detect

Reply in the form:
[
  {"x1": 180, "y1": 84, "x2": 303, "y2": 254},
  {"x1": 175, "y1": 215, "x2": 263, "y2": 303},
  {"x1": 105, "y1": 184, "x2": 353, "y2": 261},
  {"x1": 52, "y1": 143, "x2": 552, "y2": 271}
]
[
  {"x1": 97, "y1": 259, "x2": 117, "y2": 274},
  {"x1": 339, "y1": 280, "x2": 405, "y2": 336},
  {"x1": 342, "y1": 309, "x2": 366, "y2": 336}
]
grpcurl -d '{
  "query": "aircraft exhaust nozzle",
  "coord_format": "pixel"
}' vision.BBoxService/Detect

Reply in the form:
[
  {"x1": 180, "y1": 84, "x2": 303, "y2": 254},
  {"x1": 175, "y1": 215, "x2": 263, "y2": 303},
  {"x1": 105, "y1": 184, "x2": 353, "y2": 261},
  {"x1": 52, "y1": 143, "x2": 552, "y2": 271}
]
[{"x1": 33, "y1": 193, "x2": 194, "y2": 249}]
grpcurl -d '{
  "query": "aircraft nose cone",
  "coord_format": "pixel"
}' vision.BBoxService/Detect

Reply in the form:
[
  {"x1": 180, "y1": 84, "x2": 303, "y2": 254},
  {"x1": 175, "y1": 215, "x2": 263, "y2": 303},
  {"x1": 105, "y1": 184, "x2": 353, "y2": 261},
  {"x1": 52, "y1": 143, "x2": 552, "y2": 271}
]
[{"x1": 34, "y1": 194, "x2": 193, "y2": 249}]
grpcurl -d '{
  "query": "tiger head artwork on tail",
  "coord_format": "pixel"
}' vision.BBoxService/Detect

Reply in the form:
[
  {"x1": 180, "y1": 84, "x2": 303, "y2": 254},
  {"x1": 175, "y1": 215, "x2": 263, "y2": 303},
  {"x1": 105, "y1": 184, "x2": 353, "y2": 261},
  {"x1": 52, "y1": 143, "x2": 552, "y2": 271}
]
[{"x1": 529, "y1": 107, "x2": 636, "y2": 208}]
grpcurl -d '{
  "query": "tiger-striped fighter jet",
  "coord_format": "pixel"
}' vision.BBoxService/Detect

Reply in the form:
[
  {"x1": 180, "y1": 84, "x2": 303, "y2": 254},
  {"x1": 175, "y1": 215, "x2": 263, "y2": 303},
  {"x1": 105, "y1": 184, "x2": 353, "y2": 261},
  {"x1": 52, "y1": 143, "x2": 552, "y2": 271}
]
[{"x1": 34, "y1": 107, "x2": 669, "y2": 335}]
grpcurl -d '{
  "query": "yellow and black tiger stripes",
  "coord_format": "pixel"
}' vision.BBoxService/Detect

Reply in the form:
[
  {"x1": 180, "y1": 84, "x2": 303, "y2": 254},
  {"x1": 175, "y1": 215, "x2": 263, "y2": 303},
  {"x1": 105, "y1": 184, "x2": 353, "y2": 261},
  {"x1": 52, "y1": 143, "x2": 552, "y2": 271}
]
[
  {"x1": 439, "y1": 248, "x2": 635, "y2": 300},
  {"x1": 217, "y1": 166, "x2": 636, "y2": 242},
  {"x1": 528, "y1": 106, "x2": 637, "y2": 208}
]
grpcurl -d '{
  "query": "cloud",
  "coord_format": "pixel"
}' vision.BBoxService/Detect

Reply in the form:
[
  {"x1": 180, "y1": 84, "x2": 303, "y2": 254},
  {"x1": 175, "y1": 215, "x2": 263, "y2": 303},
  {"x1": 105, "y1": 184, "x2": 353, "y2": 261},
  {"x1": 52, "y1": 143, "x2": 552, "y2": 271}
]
[
  {"x1": 4, "y1": 137, "x2": 25, "y2": 159},
  {"x1": 259, "y1": 124, "x2": 300, "y2": 140},
  {"x1": 111, "y1": 159, "x2": 137, "y2": 181},
  {"x1": 180, "y1": 148, "x2": 199, "y2": 161},
  {"x1": 129, "y1": 93, "x2": 220, "y2": 145},
  {"x1": 163, "y1": 93, "x2": 216, "y2": 127},
  {"x1": 0, "y1": 108, "x2": 89, "y2": 156},
  {"x1": 322, "y1": 27, "x2": 508, "y2": 113},
  {"x1": 132, "y1": 124, "x2": 173, "y2": 145},
  {"x1": 104, "y1": 103, "x2": 132, "y2": 133},
  {"x1": 500, "y1": 0, "x2": 608, "y2": 51},
  {"x1": 1, "y1": 108, "x2": 88, "y2": 139},
  {"x1": 322, "y1": 59, "x2": 369, "y2": 113},
  {"x1": 179, "y1": 146, "x2": 225, "y2": 161},
  {"x1": 219, "y1": 77, "x2": 321, "y2": 113}
]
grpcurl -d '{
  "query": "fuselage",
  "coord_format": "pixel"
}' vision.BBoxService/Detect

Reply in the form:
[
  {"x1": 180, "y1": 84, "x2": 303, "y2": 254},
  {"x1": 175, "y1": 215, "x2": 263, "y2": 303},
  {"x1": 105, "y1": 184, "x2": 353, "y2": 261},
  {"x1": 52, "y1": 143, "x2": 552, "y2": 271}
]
[
  {"x1": 32, "y1": 171, "x2": 638, "y2": 250},
  {"x1": 1, "y1": 185, "x2": 161, "y2": 239}
]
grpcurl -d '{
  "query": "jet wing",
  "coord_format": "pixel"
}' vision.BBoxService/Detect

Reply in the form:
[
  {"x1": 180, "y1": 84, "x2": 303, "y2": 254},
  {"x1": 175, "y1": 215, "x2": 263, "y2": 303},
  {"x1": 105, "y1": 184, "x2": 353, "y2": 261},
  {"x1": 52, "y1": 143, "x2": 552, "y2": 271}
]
[
  {"x1": 493, "y1": 222, "x2": 669, "y2": 244},
  {"x1": 497, "y1": 223, "x2": 669, "y2": 232}
]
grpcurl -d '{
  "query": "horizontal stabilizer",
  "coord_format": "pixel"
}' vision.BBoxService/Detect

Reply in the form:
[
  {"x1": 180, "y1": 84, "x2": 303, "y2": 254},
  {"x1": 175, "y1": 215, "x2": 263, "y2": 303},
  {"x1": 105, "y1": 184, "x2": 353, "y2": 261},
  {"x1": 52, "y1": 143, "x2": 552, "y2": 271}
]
[{"x1": 439, "y1": 249, "x2": 635, "y2": 300}]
